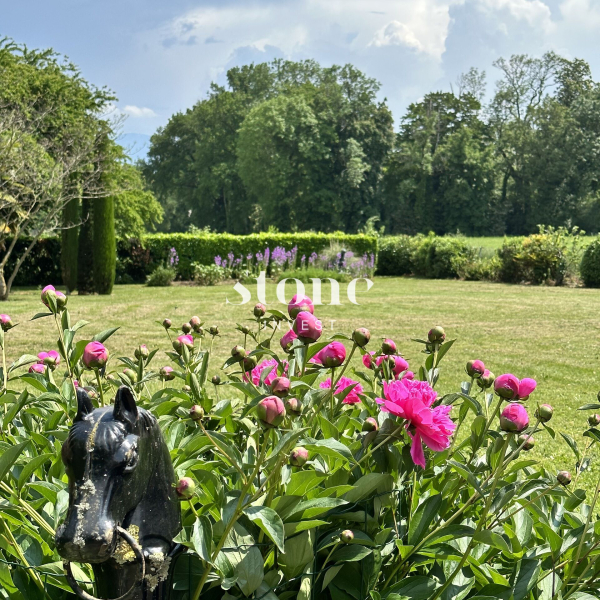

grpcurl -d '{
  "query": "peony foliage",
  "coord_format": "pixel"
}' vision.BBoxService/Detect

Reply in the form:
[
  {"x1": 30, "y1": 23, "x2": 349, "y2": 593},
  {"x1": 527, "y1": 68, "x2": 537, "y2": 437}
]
[{"x1": 2, "y1": 293, "x2": 600, "y2": 599}]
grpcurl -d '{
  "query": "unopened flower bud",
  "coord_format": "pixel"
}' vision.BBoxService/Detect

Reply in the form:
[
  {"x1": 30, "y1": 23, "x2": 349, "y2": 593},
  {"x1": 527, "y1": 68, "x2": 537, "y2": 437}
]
[
  {"x1": 240, "y1": 325, "x2": 252, "y2": 335},
  {"x1": 254, "y1": 303, "x2": 266, "y2": 318},
  {"x1": 189, "y1": 316, "x2": 201, "y2": 328},
  {"x1": 190, "y1": 405, "x2": 204, "y2": 421},
  {"x1": 83, "y1": 342, "x2": 109, "y2": 369},
  {"x1": 209, "y1": 326, "x2": 219, "y2": 336},
  {"x1": 477, "y1": 370, "x2": 495, "y2": 389},
  {"x1": 286, "y1": 397, "x2": 302, "y2": 416},
  {"x1": 535, "y1": 404, "x2": 553, "y2": 423},
  {"x1": 56, "y1": 291, "x2": 68, "y2": 311},
  {"x1": 134, "y1": 344, "x2": 149, "y2": 360},
  {"x1": 518, "y1": 434, "x2": 535, "y2": 451},
  {"x1": 290, "y1": 447, "x2": 309, "y2": 467},
  {"x1": 466, "y1": 360, "x2": 485, "y2": 378},
  {"x1": 231, "y1": 345, "x2": 246, "y2": 360},
  {"x1": 381, "y1": 338, "x2": 396, "y2": 355},
  {"x1": 271, "y1": 376, "x2": 290, "y2": 397},
  {"x1": 428, "y1": 326, "x2": 446, "y2": 343},
  {"x1": 160, "y1": 366, "x2": 175, "y2": 381},
  {"x1": 0, "y1": 314, "x2": 14, "y2": 332},
  {"x1": 340, "y1": 530, "x2": 354, "y2": 544},
  {"x1": 352, "y1": 328, "x2": 371, "y2": 348},
  {"x1": 499, "y1": 403, "x2": 529, "y2": 432},
  {"x1": 557, "y1": 471, "x2": 572, "y2": 486},
  {"x1": 123, "y1": 368, "x2": 137, "y2": 383},
  {"x1": 182, "y1": 384, "x2": 191, "y2": 393},
  {"x1": 181, "y1": 323, "x2": 192, "y2": 334},
  {"x1": 362, "y1": 417, "x2": 378, "y2": 432},
  {"x1": 589, "y1": 414, "x2": 600, "y2": 427},
  {"x1": 176, "y1": 477, "x2": 196, "y2": 499},
  {"x1": 162, "y1": 318, "x2": 172, "y2": 330},
  {"x1": 212, "y1": 375, "x2": 221, "y2": 386},
  {"x1": 193, "y1": 324, "x2": 203, "y2": 335},
  {"x1": 243, "y1": 356, "x2": 257, "y2": 372},
  {"x1": 256, "y1": 396, "x2": 286, "y2": 428}
]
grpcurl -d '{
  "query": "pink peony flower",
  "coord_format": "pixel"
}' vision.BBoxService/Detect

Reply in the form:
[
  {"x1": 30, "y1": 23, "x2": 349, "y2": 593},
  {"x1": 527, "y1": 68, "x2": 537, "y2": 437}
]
[
  {"x1": 40, "y1": 285, "x2": 55, "y2": 306},
  {"x1": 293, "y1": 311, "x2": 322, "y2": 342},
  {"x1": 466, "y1": 360, "x2": 485, "y2": 378},
  {"x1": 288, "y1": 294, "x2": 314, "y2": 319},
  {"x1": 271, "y1": 376, "x2": 291, "y2": 398},
  {"x1": 29, "y1": 363, "x2": 45, "y2": 374},
  {"x1": 518, "y1": 378, "x2": 537, "y2": 399},
  {"x1": 73, "y1": 380, "x2": 79, "y2": 387},
  {"x1": 404, "y1": 371, "x2": 415, "y2": 380},
  {"x1": 311, "y1": 342, "x2": 346, "y2": 368},
  {"x1": 494, "y1": 373, "x2": 520, "y2": 400},
  {"x1": 160, "y1": 366, "x2": 175, "y2": 381},
  {"x1": 82, "y1": 341, "x2": 109, "y2": 369},
  {"x1": 500, "y1": 403, "x2": 529, "y2": 432},
  {"x1": 362, "y1": 351, "x2": 376, "y2": 369},
  {"x1": 256, "y1": 396, "x2": 286, "y2": 427},
  {"x1": 173, "y1": 334, "x2": 194, "y2": 354},
  {"x1": 319, "y1": 377, "x2": 364, "y2": 404},
  {"x1": 0, "y1": 314, "x2": 13, "y2": 331},
  {"x1": 376, "y1": 379, "x2": 454, "y2": 468},
  {"x1": 245, "y1": 359, "x2": 288, "y2": 387},
  {"x1": 280, "y1": 328, "x2": 298, "y2": 352},
  {"x1": 375, "y1": 355, "x2": 410, "y2": 380},
  {"x1": 38, "y1": 350, "x2": 60, "y2": 369}
]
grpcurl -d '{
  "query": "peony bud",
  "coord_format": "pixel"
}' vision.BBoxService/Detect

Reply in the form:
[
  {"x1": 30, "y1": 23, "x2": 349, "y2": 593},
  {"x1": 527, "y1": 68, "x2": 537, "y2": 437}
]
[
  {"x1": 0, "y1": 314, "x2": 13, "y2": 332},
  {"x1": 173, "y1": 335, "x2": 194, "y2": 355},
  {"x1": 352, "y1": 328, "x2": 370, "y2": 348},
  {"x1": 162, "y1": 318, "x2": 172, "y2": 330},
  {"x1": 466, "y1": 360, "x2": 485, "y2": 378},
  {"x1": 193, "y1": 325, "x2": 204, "y2": 335},
  {"x1": 589, "y1": 414, "x2": 600, "y2": 427},
  {"x1": 428, "y1": 326, "x2": 445, "y2": 343},
  {"x1": 293, "y1": 311, "x2": 322, "y2": 342},
  {"x1": 243, "y1": 356, "x2": 258, "y2": 372},
  {"x1": 320, "y1": 342, "x2": 346, "y2": 368},
  {"x1": 494, "y1": 373, "x2": 520, "y2": 400},
  {"x1": 209, "y1": 326, "x2": 219, "y2": 336},
  {"x1": 256, "y1": 396, "x2": 286, "y2": 428},
  {"x1": 123, "y1": 368, "x2": 137, "y2": 383},
  {"x1": 286, "y1": 397, "x2": 302, "y2": 417},
  {"x1": 29, "y1": 363, "x2": 45, "y2": 375},
  {"x1": 477, "y1": 369, "x2": 495, "y2": 389},
  {"x1": 160, "y1": 366, "x2": 175, "y2": 381},
  {"x1": 176, "y1": 477, "x2": 196, "y2": 499},
  {"x1": 271, "y1": 376, "x2": 291, "y2": 398},
  {"x1": 38, "y1": 350, "x2": 60, "y2": 370},
  {"x1": 288, "y1": 294, "x2": 314, "y2": 319},
  {"x1": 362, "y1": 417, "x2": 379, "y2": 432},
  {"x1": 290, "y1": 447, "x2": 309, "y2": 467},
  {"x1": 518, "y1": 378, "x2": 537, "y2": 400},
  {"x1": 56, "y1": 291, "x2": 68, "y2": 311},
  {"x1": 499, "y1": 403, "x2": 529, "y2": 432},
  {"x1": 182, "y1": 385, "x2": 191, "y2": 393},
  {"x1": 212, "y1": 375, "x2": 221, "y2": 386},
  {"x1": 84, "y1": 387, "x2": 98, "y2": 400},
  {"x1": 340, "y1": 530, "x2": 354, "y2": 544},
  {"x1": 518, "y1": 434, "x2": 535, "y2": 450},
  {"x1": 381, "y1": 338, "x2": 397, "y2": 355},
  {"x1": 189, "y1": 316, "x2": 201, "y2": 328},
  {"x1": 231, "y1": 345, "x2": 246, "y2": 360},
  {"x1": 280, "y1": 328, "x2": 298, "y2": 352},
  {"x1": 254, "y1": 303, "x2": 266, "y2": 318},
  {"x1": 190, "y1": 405, "x2": 204, "y2": 421},
  {"x1": 83, "y1": 342, "x2": 109, "y2": 369},
  {"x1": 557, "y1": 471, "x2": 572, "y2": 486},
  {"x1": 535, "y1": 404, "x2": 553, "y2": 423},
  {"x1": 240, "y1": 325, "x2": 252, "y2": 335},
  {"x1": 181, "y1": 323, "x2": 192, "y2": 334},
  {"x1": 134, "y1": 344, "x2": 149, "y2": 360},
  {"x1": 40, "y1": 285, "x2": 56, "y2": 309}
]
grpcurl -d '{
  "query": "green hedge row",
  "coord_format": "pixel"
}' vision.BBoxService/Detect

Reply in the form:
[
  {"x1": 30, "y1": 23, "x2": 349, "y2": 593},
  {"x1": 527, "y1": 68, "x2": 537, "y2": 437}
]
[{"x1": 117, "y1": 232, "x2": 379, "y2": 282}]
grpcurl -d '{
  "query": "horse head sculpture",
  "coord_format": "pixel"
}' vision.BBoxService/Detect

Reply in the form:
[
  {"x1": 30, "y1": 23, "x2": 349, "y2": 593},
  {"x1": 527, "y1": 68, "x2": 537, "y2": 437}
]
[{"x1": 56, "y1": 387, "x2": 181, "y2": 600}]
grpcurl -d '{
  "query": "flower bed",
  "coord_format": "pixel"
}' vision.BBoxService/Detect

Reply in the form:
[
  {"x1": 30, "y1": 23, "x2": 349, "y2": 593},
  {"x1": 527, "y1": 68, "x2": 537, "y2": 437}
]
[{"x1": 1, "y1": 289, "x2": 600, "y2": 598}]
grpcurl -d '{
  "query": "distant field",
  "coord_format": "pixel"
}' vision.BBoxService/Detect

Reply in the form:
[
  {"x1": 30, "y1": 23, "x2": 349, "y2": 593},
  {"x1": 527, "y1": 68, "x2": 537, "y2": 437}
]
[{"x1": 4, "y1": 279, "x2": 600, "y2": 493}]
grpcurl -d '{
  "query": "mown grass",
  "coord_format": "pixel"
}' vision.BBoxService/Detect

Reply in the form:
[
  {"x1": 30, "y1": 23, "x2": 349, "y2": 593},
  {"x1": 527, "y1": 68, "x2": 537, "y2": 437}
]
[{"x1": 3, "y1": 278, "x2": 600, "y2": 491}]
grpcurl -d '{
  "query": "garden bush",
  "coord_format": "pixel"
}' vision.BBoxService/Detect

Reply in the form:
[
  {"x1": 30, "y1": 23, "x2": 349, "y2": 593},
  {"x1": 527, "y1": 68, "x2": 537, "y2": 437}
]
[
  {"x1": 2, "y1": 290, "x2": 600, "y2": 599},
  {"x1": 276, "y1": 267, "x2": 352, "y2": 283},
  {"x1": 192, "y1": 263, "x2": 230, "y2": 286},
  {"x1": 376, "y1": 235, "x2": 415, "y2": 276},
  {"x1": 146, "y1": 265, "x2": 175, "y2": 287},
  {"x1": 580, "y1": 236, "x2": 600, "y2": 287}
]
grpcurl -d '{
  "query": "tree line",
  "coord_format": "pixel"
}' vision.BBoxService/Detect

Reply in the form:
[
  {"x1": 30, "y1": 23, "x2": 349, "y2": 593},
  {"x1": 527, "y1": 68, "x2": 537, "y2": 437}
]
[{"x1": 144, "y1": 55, "x2": 600, "y2": 237}]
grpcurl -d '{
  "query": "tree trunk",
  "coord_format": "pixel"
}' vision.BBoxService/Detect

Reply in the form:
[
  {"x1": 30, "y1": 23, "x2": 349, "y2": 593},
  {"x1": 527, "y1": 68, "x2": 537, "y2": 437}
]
[
  {"x1": 77, "y1": 197, "x2": 95, "y2": 294},
  {"x1": 0, "y1": 269, "x2": 7, "y2": 301},
  {"x1": 61, "y1": 198, "x2": 80, "y2": 294}
]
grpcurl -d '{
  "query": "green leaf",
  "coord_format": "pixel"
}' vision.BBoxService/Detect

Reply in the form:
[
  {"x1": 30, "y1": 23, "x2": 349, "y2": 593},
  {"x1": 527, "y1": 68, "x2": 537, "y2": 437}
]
[
  {"x1": 92, "y1": 327, "x2": 120, "y2": 343},
  {"x1": 244, "y1": 506, "x2": 285, "y2": 553},
  {"x1": 303, "y1": 438, "x2": 353, "y2": 462},
  {"x1": 385, "y1": 576, "x2": 437, "y2": 599},
  {"x1": 191, "y1": 516, "x2": 213, "y2": 564},
  {"x1": 332, "y1": 544, "x2": 372, "y2": 562},
  {"x1": 435, "y1": 339, "x2": 455, "y2": 366},
  {"x1": 583, "y1": 428, "x2": 600, "y2": 443},
  {"x1": 286, "y1": 497, "x2": 348, "y2": 521},
  {"x1": 511, "y1": 559, "x2": 541, "y2": 600},
  {"x1": 408, "y1": 495, "x2": 442, "y2": 545},
  {"x1": 474, "y1": 530, "x2": 512, "y2": 554},
  {"x1": 30, "y1": 312, "x2": 53, "y2": 321},
  {"x1": 560, "y1": 431, "x2": 580, "y2": 460},
  {"x1": 0, "y1": 440, "x2": 29, "y2": 482},
  {"x1": 284, "y1": 520, "x2": 330, "y2": 536},
  {"x1": 342, "y1": 473, "x2": 393, "y2": 504},
  {"x1": 279, "y1": 529, "x2": 315, "y2": 580},
  {"x1": 17, "y1": 453, "x2": 53, "y2": 491}
]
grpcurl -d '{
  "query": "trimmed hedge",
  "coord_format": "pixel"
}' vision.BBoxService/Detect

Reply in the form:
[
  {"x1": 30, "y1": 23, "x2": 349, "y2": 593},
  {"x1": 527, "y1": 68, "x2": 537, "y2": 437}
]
[
  {"x1": 581, "y1": 237, "x2": 600, "y2": 287},
  {"x1": 117, "y1": 232, "x2": 379, "y2": 282}
]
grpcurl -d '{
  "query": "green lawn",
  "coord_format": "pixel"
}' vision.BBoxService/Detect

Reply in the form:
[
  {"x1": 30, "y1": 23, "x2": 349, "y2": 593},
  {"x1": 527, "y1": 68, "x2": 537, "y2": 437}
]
[{"x1": 3, "y1": 278, "x2": 600, "y2": 489}]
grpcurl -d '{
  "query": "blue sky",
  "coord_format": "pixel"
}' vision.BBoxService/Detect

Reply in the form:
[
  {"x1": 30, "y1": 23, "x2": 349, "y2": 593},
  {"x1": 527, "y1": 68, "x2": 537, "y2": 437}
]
[{"x1": 3, "y1": 0, "x2": 600, "y2": 153}]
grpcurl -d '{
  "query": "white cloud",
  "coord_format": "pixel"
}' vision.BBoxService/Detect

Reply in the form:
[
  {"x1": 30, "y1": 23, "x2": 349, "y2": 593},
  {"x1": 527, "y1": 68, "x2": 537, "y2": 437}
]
[
  {"x1": 477, "y1": 0, "x2": 554, "y2": 33},
  {"x1": 122, "y1": 105, "x2": 157, "y2": 118},
  {"x1": 369, "y1": 21, "x2": 424, "y2": 51}
]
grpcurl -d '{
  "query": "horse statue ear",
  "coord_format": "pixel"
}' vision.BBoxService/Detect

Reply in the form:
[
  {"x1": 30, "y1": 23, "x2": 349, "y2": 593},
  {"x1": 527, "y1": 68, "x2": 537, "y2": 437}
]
[
  {"x1": 75, "y1": 388, "x2": 94, "y2": 422},
  {"x1": 114, "y1": 386, "x2": 139, "y2": 427}
]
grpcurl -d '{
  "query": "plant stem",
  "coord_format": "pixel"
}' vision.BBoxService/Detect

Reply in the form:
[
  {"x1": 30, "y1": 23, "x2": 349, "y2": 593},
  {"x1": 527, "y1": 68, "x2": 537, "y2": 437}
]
[{"x1": 95, "y1": 369, "x2": 105, "y2": 406}]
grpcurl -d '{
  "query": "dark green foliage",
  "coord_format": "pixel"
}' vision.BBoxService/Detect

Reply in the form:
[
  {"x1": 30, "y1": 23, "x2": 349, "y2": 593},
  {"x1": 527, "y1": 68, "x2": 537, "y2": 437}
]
[
  {"x1": 146, "y1": 266, "x2": 174, "y2": 287},
  {"x1": 93, "y1": 196, "x2": 116, "y2": 294},
  {"x1": 412, "y1": 235, "x2": 478, "y2": 279},
  {"x1": 376, "y1": 236, "x2": 415, "y2": 276},
  {"x1": 5, "y1": 237, "x2": 62, "y2": 286},
  {"x1": 276, "y1": 268, "x2": 351, "y2": 284},
  {"x1": 580, "y1": 238, "x2": 600, "y2": 287},
  {"x1": 77, "y1": 198, "x2": 95, "y2": 294},
  {"x1": 61, "y1": 198, "x2": 79, "y2": 293}
]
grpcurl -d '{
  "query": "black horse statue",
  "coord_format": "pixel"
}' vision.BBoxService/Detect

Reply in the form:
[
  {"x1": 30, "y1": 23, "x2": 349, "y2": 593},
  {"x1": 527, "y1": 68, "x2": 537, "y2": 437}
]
[{"x1": 56, "y1": 387, "x2": 182, "y2": 599}]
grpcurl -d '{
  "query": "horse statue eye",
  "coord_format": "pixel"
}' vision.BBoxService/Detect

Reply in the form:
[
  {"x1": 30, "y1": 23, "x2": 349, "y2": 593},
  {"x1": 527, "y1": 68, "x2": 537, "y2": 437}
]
[{"x1": 124, "y1": 451, "x2": 139, "y2": 473}]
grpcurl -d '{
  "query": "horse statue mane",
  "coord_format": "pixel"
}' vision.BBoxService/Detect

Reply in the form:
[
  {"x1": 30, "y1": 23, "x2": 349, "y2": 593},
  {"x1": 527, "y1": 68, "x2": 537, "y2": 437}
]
[{"x1": 56, "y1": 386, "x2": 182, "y2": 600}]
